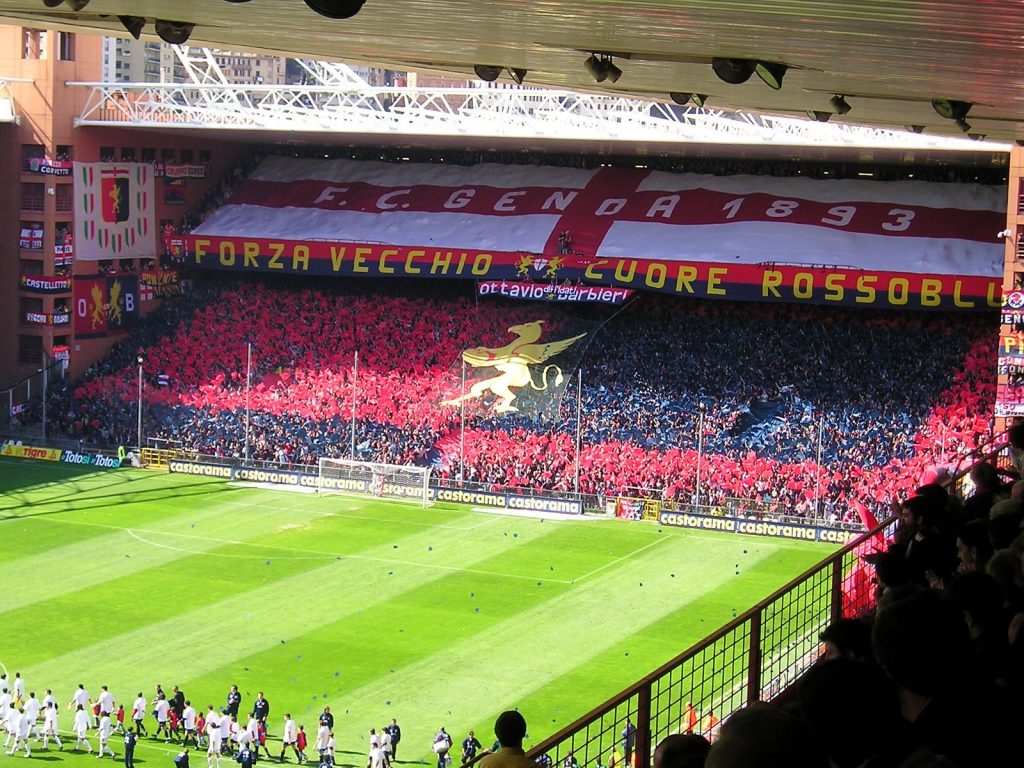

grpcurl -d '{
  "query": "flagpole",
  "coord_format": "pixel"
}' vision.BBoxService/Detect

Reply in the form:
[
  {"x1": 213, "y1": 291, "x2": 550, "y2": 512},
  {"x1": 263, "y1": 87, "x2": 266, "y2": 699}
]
[
  {"x1": 40, "y1": 351, "x2": 47, "y2": 441},
  {"x1": 695, "y1": 404, "x2": 705, "y2": 510},
  {"x1": 351, "y1": 350, "x2": 358, "y2": 460},
  {"x1": 574, "y1": 369, "x2": 582, "y2": 495},
  {"x1": 459, "y1": 358, "x2": 466, "y2": 484},
  {"x1": 814, "y1": 413, "x2": 824, "y2": 523},
  {"x1": 244, "y1": 341, "x2": 252, "y2": 461}
]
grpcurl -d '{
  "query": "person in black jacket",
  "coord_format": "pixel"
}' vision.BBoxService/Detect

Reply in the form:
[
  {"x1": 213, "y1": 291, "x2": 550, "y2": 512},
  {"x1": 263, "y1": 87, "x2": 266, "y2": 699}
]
[
  {"x1": 384, "y1": 720, "x2": 399, "y2": 761},
  {"x1": 251, "y1": 693, "x2": 270, "y2": 727},
  {"x1": 226, "y1": 687, "x2": 242, "y2": 720},
  {"x1": 318, "y1": 708, "x2": 334, "y2": 731}
]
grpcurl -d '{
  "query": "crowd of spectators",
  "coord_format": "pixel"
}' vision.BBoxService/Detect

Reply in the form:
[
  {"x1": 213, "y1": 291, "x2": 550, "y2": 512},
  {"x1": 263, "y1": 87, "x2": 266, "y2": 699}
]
[{"x1": 53, "y1": 275, "x2": 997, "y2": 521}]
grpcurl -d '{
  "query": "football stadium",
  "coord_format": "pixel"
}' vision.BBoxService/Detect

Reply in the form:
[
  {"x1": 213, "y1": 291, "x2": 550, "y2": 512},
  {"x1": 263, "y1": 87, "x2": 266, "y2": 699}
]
[{"x1": 2, "y1": 3, "x2": 1024, "y2": 768}]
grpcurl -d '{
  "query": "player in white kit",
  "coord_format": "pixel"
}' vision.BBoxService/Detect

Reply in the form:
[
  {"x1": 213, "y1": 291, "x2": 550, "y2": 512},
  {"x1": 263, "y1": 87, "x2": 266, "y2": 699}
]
[
  {"x1": 73, "y1": 704, "x2": 94, "y2": 753},
  {"x1": 97, "y1": 713, "x2": 116, "y2": 758},
  {"x1": 42, "y1": 700, "x2": 62, "y2": 750},
  {"x1": 22, "y1": 692, "x2": 41, "y2": 741},
  {"x1": 205, "y1": 707, "x2": 222, "y2": 768},
  {"x1": 6, "y1": 707, "x2": 31, "y2": 757}
]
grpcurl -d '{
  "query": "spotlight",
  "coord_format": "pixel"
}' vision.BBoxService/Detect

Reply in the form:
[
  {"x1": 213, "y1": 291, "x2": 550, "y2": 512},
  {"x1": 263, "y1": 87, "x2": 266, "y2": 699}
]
[
  {"x1": 955, "y1": 117, "x2": 971, "y2": 133},
  {"x1": 584, "y1": 53, "x2": 608, "y2": 83},
  {"x1": 473, "y1": 65, "x2": 502, "y2": 82},
  {"x1": 42, "y1": 0, "x2": 63, "y2": 7},
  {"x1": 905, "y1": 124, "x2": 925, "y2": 134},
  {"x1": 690, "y1": 94, "x2": 708, "y2": 107},
  {"x1": 711, "y1": 58, "x2": 754, "y2": 85},
  {"x1": 931, "y1": 99, "x2": 972, "y2": 121},
  {"x1": 829, "y1": 94, "x2": 851, "y2": 115},
  {"x1": 670, "y1": 92, "x2": 692, "y2": 106},
  {"x1": 64, "y1": 0, "x2": 90, "y2": 8},
  {"x1": 303, "y1": 0, "x2": 365, "y2": 19},
  {"x1": 754, "y1": 61, "x2": 787, "y2": 90},
  {"x1": 155, "y1": 20, "x2": 194, "y2": 44},
  {"x1": 118, "y1": 15, "x2": 146, "y2": 39},
  {"x1": 968, "y1": 133, "x2": 986, "y2": 141},
  {"x1": 507, "y1": 67, "x2": 527, "y2": 85},
  {"x1": 604, "y1": 58, "x2": 622, "y2": 83},
  {"x1": 806, "y1": 110, "x2": 832, "y2": 123}
]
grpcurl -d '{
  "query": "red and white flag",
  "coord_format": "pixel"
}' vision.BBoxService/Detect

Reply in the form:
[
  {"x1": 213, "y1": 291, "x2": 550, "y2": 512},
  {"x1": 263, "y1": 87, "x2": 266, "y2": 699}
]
[{"x1": 194, "y1": 155, "x2": 1005, "y2": 278}]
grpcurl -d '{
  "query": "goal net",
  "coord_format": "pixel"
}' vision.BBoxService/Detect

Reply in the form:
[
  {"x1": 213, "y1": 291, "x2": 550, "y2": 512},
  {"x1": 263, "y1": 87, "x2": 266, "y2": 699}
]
[{"x1": 317, "y1": 457, "x2": 431, "y2": 507}]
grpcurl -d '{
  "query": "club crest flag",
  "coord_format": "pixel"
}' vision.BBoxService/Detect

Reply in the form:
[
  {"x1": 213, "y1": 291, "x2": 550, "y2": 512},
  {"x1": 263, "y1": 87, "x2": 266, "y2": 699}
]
[
  {"x1": 74, "y1": 162, "x2": 154, "y2": 260},
  {"x1": 440, "y1": 316, "x2": 597, "y2": 421}
]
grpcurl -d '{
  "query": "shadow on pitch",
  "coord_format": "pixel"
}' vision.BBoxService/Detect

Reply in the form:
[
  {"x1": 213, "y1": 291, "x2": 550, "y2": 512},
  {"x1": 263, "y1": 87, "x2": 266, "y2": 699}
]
[{"x1": 0, "y1": 476, "x2": 248, "y2": 522}]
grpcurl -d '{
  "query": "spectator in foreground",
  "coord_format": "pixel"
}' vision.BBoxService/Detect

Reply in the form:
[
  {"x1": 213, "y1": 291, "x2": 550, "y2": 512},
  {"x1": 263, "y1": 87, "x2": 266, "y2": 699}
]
[
  {"x1": 703, "y1": 703, "x2": 828, "y2": 768},
  {"x1": 798, "y1": 659, "x2": 955, "y2": 768},
  {"x1": 818, "y1": 617, "x2": 874, "y2": 662},
  {"x1": 653, "y1": 734, "x2": 709, "y2": 768},
  {"x1": 478, "y1": 711, "x2": 534, "y2": 768}
]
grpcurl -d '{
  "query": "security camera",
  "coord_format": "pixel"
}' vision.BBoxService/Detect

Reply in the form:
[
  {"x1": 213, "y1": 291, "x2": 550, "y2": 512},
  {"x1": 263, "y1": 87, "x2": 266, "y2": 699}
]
[{"x1": 999, "y1": 228, "x2": 1014, "y2": 239}]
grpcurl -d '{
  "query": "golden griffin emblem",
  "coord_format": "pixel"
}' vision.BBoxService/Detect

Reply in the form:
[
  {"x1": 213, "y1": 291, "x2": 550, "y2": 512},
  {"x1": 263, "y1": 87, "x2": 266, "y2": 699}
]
[
  {"x1": 89, "y1": 283, "x2": 105, "y2": 329},
  {"x1": 108, "y1": 280, "x2": 123, "y2": 325},
  {"x1": 442, "y1": 320, "x2": 585, "y2": 414}
]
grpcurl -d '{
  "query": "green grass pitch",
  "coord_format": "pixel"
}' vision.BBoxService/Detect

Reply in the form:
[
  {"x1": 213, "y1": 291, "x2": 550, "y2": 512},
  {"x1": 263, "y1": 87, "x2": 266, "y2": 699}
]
[{"x1": 0, "y1": 458, "x2": 836, "y2": 767}]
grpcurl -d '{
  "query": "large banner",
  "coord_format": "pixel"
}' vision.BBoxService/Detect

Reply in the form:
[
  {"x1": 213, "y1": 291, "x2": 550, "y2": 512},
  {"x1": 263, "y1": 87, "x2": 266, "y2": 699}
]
[
  {"x1": 185, "y1": 156, "x2": 1005, "y2": 310},
  {"x1": 73, "y1": 162, "x2": 154, "y2": 260},
  {"x1": 73, "y1": 274, "x2": 139, "y2": 338},
  {"x1": 183, "y1": 235, "x2": 1000, "y2": 310}
]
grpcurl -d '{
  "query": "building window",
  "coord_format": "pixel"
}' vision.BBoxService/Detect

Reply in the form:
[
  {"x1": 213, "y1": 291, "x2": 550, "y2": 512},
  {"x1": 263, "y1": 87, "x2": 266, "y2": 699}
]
[
  {"x1": 20, "y1": 183, "x2": 45, "y2": 212},
  {"x1": 141, "y1": 147, "x2": 156, "y2": 163},
  {"x1": 21, "y1": 144, "x2": 45, "y2": 171},
  {"x1": 198, "y1": 149, "x2": 212, "y2": 164},
  {"x1": 56, "y1": 145, "x2": 72, "y2": 161},
  {"x1": 179, "y1": 149, "x2": 193, "y2": 163},
  {"x1": 18, "y1": 335, "x2": 43, "y2": 365},
  {"x1": 99, "y1": 146, "x2": 115, "y2": 162},
  {"x1": 22, "y1": 28, "x2": 46, "y2": 59},
  {"x1": 57, "y1": 31, "x2": 74, "y2": 61},
  {"x1": 55, "y1": 185, "x2": 73, "y2": 214},
  {"x1": 161, "y1": 148, "x2": 176, "y2": 161},
  {"x1": 121, "y1": 147, "x2": 137, "y2": 162}
]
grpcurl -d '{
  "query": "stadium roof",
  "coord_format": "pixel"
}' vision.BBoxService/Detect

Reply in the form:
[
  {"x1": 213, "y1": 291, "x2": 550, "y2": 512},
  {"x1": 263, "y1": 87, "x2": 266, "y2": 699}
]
[{"x1": 5, "y1": 1, "x2": 1024, "y2": 143}]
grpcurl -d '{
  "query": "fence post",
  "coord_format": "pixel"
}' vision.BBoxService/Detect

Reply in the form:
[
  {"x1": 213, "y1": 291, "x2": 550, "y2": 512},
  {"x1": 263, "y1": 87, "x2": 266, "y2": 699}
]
[
  {"x1": 635, "y1": 684, "x2": 652, "y2": 768},
  {"x1": 746, "y1": 611, "x2": 762, "y2": 704},
  {"x1": 830, "y1": 556, "x2": 845, "y2": 624}
]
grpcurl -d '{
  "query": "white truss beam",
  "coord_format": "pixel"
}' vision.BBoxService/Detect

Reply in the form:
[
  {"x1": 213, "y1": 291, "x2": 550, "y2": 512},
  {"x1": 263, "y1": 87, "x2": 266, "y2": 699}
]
[
  {"x1": 69, "y1": 76, "x2": 1006, "y2": 151},
  {"x1": 0, "y1": 76, "x2": 32, "y2": 124}
]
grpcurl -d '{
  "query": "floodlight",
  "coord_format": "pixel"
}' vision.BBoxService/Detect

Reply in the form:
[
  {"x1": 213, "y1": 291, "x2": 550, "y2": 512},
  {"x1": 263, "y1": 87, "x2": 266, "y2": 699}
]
[
  {"x1": 507, "y1": 67, "x2": 527, "y2": 85},
  {"x1": 303, "y1": 0, "x2": 365, "y2": 19},
  {"x1": 711, "y1": 58, "x2": 754, "y2": 85},
  {"x1": 754, "y1": 61, "x2": 787, "y2": 90},
  {"x1": 473, "y1": 65, "x2": 502, "y2": 82},
  {"x1": 155, "y1": 20, "x2": 194, "y2": 45},
  {"x1": 829, "y1": 95, "x2": 851, "y2": 115},
  {"x1": 118, "y1": 15, "x2": 146, "y2": 39},
  {"x1": 584, "y1": 53, "x2": 608, "y2": 83}
]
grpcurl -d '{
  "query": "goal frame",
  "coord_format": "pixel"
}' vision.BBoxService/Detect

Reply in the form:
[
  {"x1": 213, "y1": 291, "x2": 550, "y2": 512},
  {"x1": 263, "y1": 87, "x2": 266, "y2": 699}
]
[{"x1": 317, "y1": 457, "x2": 432, "y2": 507}]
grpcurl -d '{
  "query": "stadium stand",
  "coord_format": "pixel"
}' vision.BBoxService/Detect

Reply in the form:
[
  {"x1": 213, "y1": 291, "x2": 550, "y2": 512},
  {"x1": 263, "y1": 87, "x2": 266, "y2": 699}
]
[{"x1": 54, "y1": 276, "x2": 996, "y2": 520}]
